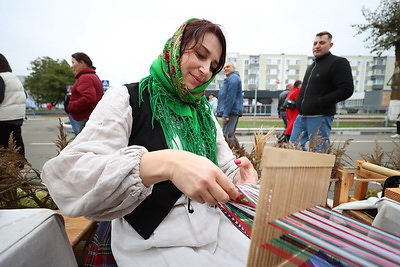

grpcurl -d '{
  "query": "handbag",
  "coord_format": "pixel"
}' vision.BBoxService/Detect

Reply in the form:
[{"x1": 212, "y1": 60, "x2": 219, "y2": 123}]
[{"x1": 283, "y1": 98, "x2": 296, "y2": 110}]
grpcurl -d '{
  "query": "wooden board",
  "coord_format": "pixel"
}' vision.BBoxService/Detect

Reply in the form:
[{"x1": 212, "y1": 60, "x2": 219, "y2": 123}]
[
  {"x1": 385, "y1": 187, "x2": 400, "y2": 202},
  {"x1": 54, "y1": 210, "x2": 97, "y2": 248}
]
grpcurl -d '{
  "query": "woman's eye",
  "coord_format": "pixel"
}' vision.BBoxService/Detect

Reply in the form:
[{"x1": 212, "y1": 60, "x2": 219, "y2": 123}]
[{"x1": 196, "y1": 52, "x2": 205, "y2": 59}]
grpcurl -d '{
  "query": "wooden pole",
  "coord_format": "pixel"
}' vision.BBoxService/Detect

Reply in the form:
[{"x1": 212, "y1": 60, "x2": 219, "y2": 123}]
[{"x1": 361, "y1": 162, "x2": 400, "y2": 177}]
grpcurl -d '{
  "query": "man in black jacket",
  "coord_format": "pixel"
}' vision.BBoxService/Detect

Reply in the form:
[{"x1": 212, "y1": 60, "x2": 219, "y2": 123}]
[{"x1": 289, "y1": 31, "x2": 354, "y2": 152}]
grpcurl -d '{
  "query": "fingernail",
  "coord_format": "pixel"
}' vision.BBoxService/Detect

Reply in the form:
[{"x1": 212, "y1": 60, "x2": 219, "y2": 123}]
[{"x1": 234, "y1": 159, "x2": 241, "y2": 165}]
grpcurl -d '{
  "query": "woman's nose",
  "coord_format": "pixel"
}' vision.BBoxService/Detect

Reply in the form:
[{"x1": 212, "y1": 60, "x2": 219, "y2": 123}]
[{"x1": 199, "y1": 62, "x2": 211, "y2": 76}]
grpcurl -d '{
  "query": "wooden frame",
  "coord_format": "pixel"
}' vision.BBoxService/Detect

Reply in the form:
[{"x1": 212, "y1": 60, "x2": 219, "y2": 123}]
[{"x1": 248, "y1": 147, "x2": 335, "y2": 266}]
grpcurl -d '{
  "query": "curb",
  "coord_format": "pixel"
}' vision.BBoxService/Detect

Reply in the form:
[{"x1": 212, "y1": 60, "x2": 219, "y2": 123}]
[{"x1": 235, "y1": 127, "x2": 396, "y2": 135}]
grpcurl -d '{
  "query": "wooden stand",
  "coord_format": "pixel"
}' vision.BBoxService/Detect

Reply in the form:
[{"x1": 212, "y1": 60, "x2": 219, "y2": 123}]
[
  {"x1": 333, "y1": 160, "x2": 400, "y2": 205},
  {"x1": 332, "y1": 160, "x2": 400, "y2": 224}
]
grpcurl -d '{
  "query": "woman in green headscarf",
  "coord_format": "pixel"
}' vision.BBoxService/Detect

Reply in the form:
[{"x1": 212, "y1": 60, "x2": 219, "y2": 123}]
[{"x1": 42, "y1": 18, "x2": 258, "y2": 266}]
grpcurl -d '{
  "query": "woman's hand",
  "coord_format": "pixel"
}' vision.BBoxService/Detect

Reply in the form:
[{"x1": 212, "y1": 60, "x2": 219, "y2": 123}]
[
  {"x1": 140, "y1": 150, "x2": 239, "y2": 206},
  {"x1": 233, "y1": 157, "x2": 259, "y2": 185}
]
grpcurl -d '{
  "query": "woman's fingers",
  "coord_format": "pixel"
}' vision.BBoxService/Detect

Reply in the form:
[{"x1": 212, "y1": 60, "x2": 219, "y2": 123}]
[
  {"x1": 214, "y1": 173, "x2": 239, "y2": 201},
  {"x1": 235, "y1": 157, "x2": 259, "y2": 185},
  {"x1": 141, "y1": 149, "x2": 239, "y2": 206}
]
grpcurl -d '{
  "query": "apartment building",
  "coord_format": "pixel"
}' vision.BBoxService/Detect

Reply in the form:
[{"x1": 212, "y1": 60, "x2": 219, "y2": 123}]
[{"x1": 207, "y1": 53, "x2": 395, "y2": 114}]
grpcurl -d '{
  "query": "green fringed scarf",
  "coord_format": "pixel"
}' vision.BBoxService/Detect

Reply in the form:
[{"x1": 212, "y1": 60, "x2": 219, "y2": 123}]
[{"x1": 138, "y1": 18, "x2": 218, "y2": 165}]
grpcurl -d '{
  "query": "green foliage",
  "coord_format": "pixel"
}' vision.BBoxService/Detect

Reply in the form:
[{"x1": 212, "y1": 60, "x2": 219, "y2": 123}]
[
  {"x1": 365, "y1": 188, "x2": 382, "y2": 199},
  {"x1": 16, "y1": 189, "x2": 57, "y2": 209},
  {"x1": 352, "y1": 0, "x2": 400, "y2": 99},
  {"x1": 24, "y1": 56, "x2": 75, "y2": 106},
  {"x1": 352, "y1": 0, "x2": 400, "y2": 55}
]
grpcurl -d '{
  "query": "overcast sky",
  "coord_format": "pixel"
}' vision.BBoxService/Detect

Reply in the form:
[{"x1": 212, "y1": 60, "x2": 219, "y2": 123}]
[{"x1": 2, "y1": 0, "x2": 389, "y2": 86}]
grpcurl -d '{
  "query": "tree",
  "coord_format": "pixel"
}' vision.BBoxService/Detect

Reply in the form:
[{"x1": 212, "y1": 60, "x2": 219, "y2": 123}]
[
  {"x1": 24, "y1": 57, "x2": 75, "y2": 107},
  {"x1": 352, "y1": 0, "x2": 400, "y2": 102}
]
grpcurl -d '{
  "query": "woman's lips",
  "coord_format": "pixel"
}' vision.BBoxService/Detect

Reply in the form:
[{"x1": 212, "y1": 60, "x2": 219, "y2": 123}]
[{"x1": 190, "y1": 73, "x2": 202, "y2": 86}]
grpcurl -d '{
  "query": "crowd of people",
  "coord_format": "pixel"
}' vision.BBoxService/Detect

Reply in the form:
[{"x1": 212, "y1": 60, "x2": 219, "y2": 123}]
[{"x1": 5, "y1": 17, "x2": 400, "y2": 266}]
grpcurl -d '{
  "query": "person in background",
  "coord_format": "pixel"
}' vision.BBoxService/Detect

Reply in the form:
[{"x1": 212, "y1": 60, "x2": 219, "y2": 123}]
[
  {"x1": 41, "y1": 18, "x2": 258, "y2": 266},
  {"x1": 277, "y1": 83, "x2": 293, "y2": 140},
  {"x1": 289, "y1": 31, "x2": 354, "y2": 152},
  {"x1": 391, "y1": 113, "x2": 400, "y2": 138},
  {"x1": 0, "y1": 53, "x2": 26, "y2": 157},
  {"x1": 66, "y1": 52, "x2": 103, "y2": 134},
  {"x1": 217, "y1": 62, "x2": 243, "y2": 144},
  {"x1": 208, "y1": 93, "x2": 218, "y2": 118},
  {"x1": 280, "y1": 80, "x2": 302, "y2": 143},
  {"x1": 64, "y1": 86, "x2": 79, "y2": 136}
]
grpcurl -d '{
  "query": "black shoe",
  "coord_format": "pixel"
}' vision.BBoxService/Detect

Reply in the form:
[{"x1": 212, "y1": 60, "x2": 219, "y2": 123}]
[{"x1": 278, "y1": 134, "x2": 290, "y2": 143}]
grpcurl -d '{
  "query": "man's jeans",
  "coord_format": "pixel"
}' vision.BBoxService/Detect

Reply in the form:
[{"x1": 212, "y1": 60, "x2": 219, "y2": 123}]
[
  {"x1": 223, "y1": 114, "x2": 239, "y2": 144},
  {"x1": 289, "y1": 115, "x2": 334, "y2": 152},
  {"x1": 76, "y1": 119, "x2": 89, "y2": 135},
  {"x1": 67, "y1": 113, "x2": 79, "y2": 136}
]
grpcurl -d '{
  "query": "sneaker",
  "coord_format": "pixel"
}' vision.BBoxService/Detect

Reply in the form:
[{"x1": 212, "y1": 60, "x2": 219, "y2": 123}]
[{"x1": 391, "y1": 134, "x2": 400, "y2": 138}]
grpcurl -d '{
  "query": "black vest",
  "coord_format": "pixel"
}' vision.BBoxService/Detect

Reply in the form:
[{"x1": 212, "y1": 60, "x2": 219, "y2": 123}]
[{"x1": 123, "y1": 83, "x2": 182, "y2": 240}]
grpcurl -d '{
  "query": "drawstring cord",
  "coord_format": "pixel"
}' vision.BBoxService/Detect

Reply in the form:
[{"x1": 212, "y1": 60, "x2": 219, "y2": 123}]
[{"x1": 188, "y1": 198, "x2": 194, "y2": 213}]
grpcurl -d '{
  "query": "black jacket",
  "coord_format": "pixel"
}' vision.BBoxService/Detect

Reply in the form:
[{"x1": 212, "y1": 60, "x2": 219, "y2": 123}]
[
  {"x1": 277, "y1": 89, "x2": 290, "y2": 113},
  {"x1": 297, "y1": 52, "x2": 354, "y2": 116}
]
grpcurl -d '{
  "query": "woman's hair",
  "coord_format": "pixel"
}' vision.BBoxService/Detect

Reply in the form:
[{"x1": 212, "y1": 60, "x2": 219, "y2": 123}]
[
  {"x1": 71, "y1": 52, "x2": 95, "y2": 70},
  {"x1": 181, "y1": 19, "x2": 226, "y2": 76},
  {"x1": 0, "y1": 53, "x2": 12, "y2": 72},
  {"x1": 294, "y1": 80, "x2": 302, "y2": 88}
]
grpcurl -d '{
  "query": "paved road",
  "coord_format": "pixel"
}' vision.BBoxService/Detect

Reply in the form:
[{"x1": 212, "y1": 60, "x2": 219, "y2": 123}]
[{"x1": 22, "y1": 115, "x2": 397, "y2": 172}]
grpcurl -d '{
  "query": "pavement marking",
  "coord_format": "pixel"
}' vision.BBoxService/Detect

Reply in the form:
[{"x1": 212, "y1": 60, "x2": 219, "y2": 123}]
[{"x1": 31, "y1": 143, "x2": 56, "y2": 145}]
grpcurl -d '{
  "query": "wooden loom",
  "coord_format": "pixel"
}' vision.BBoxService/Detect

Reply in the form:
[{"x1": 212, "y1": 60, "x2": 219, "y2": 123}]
[{"x1": 248, "y1": 147, "x2": 336, "y2": 266}]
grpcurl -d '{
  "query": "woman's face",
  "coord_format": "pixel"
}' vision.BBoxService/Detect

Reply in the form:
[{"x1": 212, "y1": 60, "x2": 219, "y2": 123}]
[
  {"x1": 180, "y1": 32, "x2": 222, "y2": 90},
  {"x1": 71, "y1": 58, "x2": 87, "y2": 74}
]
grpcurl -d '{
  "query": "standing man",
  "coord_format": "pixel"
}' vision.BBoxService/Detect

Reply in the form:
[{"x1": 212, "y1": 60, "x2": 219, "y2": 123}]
[
  {"x1": 217, "y1": 62, "x2": 243, "y2": 144},
  {"x1": 289, "y1": 31, "x2": 354, "y2": 152},
  {"x1": 277, "y1": 83, "x2": 293, "y2": 138}
]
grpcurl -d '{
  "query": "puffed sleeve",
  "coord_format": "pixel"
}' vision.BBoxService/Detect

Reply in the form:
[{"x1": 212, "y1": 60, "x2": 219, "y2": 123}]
[{"x1": 41, "y1": 85, "x2": 152, "y2": 221}]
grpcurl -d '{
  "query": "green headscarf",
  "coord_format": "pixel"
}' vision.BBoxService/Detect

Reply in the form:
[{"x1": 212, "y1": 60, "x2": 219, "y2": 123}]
[{"x1": 138, "y1": 18, "x2": 218, "y2": 164}]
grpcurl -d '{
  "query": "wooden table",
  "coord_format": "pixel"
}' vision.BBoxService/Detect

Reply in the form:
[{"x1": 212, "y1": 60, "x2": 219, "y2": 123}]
[{"x1": 54, "y1": 210, "x2": 97, "y2": 248}]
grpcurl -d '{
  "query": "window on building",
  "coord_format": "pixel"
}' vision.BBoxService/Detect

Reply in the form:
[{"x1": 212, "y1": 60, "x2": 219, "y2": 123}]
[
  {"x1": 250, "y1": 57, "x2": 259, "y2": 64},
  {"x1": 250, "y1": 67, "x2": 258, "y2": 74}
]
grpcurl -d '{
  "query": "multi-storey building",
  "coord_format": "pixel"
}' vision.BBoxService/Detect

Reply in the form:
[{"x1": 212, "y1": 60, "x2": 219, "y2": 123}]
[{"x1": 207, "y1": 53, "x2": 395, "y2": 115}]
